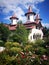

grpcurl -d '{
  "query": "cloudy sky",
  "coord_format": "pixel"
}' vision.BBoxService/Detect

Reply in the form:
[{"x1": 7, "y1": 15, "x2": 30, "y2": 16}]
[{"x1": 0, "y1": 0, "x2": 49, "y2": 27}]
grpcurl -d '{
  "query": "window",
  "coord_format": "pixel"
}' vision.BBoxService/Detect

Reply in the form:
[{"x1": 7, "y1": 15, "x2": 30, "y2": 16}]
[
  {"x1": 36, "y1": 26, "x2": 40, "y2": 29},
  {"x1": 33, "y1": 33, "x2": 41, "y2": 40},
  {"x1": 28, "y1": 16, "x2": 30, "y2": 20},
  {"x1": 33, "y1": 33, "x2": 36, "y2": 39},
  {"x1": 30, "y1": 36, "x2": 32, "y2": 40}
]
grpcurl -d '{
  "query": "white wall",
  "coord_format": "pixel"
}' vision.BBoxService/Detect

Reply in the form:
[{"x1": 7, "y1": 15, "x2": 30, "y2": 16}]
[
  {"x1": 11, "y1": 19, "x2": 17, "y2": 25},
  {"x1": 28, "y1": 28, "x2": 43, "y2": 42},
  {"x1": 30, "y1": 15, "x2": 34, "y2": 22},
  {"x1": 27, "y1": 14, "x2": 34, "y2": 22}
]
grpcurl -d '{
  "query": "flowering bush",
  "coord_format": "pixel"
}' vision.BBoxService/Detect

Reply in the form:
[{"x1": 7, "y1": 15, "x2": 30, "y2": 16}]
[{"x1": 0, "y1": 40, "x2": 49, "y2": 65}]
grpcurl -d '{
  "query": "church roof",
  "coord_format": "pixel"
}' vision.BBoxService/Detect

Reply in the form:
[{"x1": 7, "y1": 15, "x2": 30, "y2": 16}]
[
  {"x1": 8, "y1": 25, "x2": 17, "y2": 31},
  {"x1": 10, "y1": 14, "x2": 18, "y2": 20},
  {"x1": 25, "y1": 6, "x2": 36, "y2": 16},
  {"x1": 35, "y1": 14, "x2": 42, "y2": 21},
  {"x1": 24, "y1": 22, "x2": 37, "y2": 29}
]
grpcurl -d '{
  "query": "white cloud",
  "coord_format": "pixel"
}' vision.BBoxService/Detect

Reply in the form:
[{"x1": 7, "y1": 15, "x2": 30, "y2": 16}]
[
  {"x1": 42, "y1": 23, "x2": 49, "y2": 28},
  {"x1": 0, "y1": 0, "x2": 45, "y2": 23},
  {"x1": 4, "y1": 16, "x2": 11, "y2": 20},
  {"x1": 4, "y1": 7, "x2": 26, "y2": 21}
]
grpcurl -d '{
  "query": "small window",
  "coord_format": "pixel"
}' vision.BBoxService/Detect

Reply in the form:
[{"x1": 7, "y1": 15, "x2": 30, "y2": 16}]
[
  {"x1": 33, "y1": 34, "x2": 36, "y2": 39},
  {"x1": 28, "y1": 16, "x2": 30, "y2": 20},
  {"x1": 30, "y1": 36, "x2": 32, "y2": 40},
  {"x1": 39, "y1": 34, "x2": 41, "y2": 38},
  {"x1": 33, "y1": 33, "x2": 41, "y2": 40},
  {"x1": 36, "y1": 27, "x2": 40, "y2": 29}
]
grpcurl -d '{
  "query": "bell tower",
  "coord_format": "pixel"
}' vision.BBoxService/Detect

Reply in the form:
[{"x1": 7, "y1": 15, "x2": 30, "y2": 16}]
[
  {"x1": 35, "y1": 14, "x2": 42, "y2": 24},
  {"x1": 25, "y1": 6, "x2": 36, "y2": 22},
  {"x1": 10, "y1": 14, "x2": 18, "y2": 25}
]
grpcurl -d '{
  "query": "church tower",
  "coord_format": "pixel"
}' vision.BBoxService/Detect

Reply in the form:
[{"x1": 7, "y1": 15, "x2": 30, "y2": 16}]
[
  {"x1": 25, "y1": 6, "x2": 36, "y2": 22},
  {"x1": 10, "y1": 14, "x2": 18, "y2": 25},
  {"x1": 35, "y1": 14, "x2": 43, "y2": 29},
  {"x1": 35, "y1": 14, "x2": 42, "y2": 24}
]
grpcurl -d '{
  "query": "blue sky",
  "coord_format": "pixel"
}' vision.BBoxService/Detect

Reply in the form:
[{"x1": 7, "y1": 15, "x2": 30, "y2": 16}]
[{"x1": 0, "y1": 0, "x2": 49, "y2": 27}]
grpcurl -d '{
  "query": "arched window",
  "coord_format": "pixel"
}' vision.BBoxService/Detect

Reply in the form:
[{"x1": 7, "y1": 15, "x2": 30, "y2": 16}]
[
  {"x1": 33, "y1": 33, "x2": 41, "y2": 40},
  {"x1": 33, "y1": 33, "x2": 36, "y2": 39},
  {"x1": 30, "y1": 36, "x2": 32, "y2": 40},
  {"x1": 28, "y1": 16, "x2": 30, "y2": 20}
]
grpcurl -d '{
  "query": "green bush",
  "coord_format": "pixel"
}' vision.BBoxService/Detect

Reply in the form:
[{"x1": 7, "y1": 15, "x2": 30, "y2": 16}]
[{"x1": 0, "y1": 40, "x2": 4, "y2": 46}]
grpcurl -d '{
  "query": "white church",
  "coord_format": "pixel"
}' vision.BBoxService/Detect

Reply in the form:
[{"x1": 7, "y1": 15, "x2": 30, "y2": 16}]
[
  {"x1": 8, "y1": 6, "x2": 43, "y2": 42},
  {"x1": 0, "y1": 6, "x2": 44, "y2": 52}
]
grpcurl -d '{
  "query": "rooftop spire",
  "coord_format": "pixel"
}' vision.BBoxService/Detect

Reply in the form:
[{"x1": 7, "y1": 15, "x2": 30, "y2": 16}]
[
  {"x1": 35, "y1": 14, "x2": 42, "y2": 20},
  {"x1": 10, "y1": 13, "x2": 18, "y2": 20},
  {"x1": 36, "y1": 14, "x2": 40, "y2": 19},
  {"x1": 28, "y1": 6, "x2": 32, "y2": 12},
  {"x1": 25, "y1": 6, "x2": 36, "y2": 16},
  {"x1": 35, "y1": 14, "x2": 42, "y2": 24},
  {"x1": 12, "y1": 13, "x2": 16, "y2": 17}
]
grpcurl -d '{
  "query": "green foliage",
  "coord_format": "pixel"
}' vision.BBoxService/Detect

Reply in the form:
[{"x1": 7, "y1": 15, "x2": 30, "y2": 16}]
[
  {"x1": 10, "y1": 47, "x2": 23, "y2": 53},
  {"x1": 24, "y1": 44, "x2": 32, "y2": 52},
  {"x1": 0, "y1": 23, "x2": 10, "y2": 42},
  {"x1": 0, "y1": 40, "x2": 4, "y2": 46},
  {"x1": 9, "y1": 21, "x2": 28, "y2": 45},
  {"x1": 0, "y1": 40, "x2": 49, "y2": 65},
  {"x1": 35, "y1": 39, "x2": 44, "y2": 46},
  {"x1": 43, "y1": 27, "x2": 49, "y2": 38},
  {"x1": 0, "y1": 23, "x2": 49, "y2": 65},
  {"x1": 0, "y1": 51, "x2": 18, "y2": 65},
  {"x1": 5, "y1": 42, "x2": 23, "y2": 54},
  {"x1": 15, "y1": 25, "x2": 28, "y2": 44},
  {"x1": 5, "y1": 42, "x2": 12, "y2": 48},
  {"x1": 35, "y1": 47, "x2": 46, "y2": 55},
  {"x1": 5, "y1": 42, "x2": 21, "y2": 48}
]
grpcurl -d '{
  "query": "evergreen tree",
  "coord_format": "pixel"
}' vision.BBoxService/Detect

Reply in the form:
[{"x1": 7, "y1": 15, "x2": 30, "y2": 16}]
[
  {"x1": 0, "y1": 23, "x2": 10, "y2": 42},
  {"x1": 9, "y1": 21, "x2": 28, "y2": 45}
]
